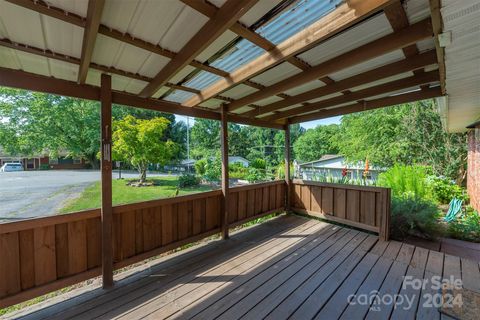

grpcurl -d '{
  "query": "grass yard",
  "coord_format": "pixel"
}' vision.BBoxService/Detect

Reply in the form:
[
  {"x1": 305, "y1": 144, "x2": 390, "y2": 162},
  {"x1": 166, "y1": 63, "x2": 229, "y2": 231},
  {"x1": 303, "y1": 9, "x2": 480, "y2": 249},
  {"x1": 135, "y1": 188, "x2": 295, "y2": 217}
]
[{"x1": 60, "y1": 176, "x2": 213, "y2": 213}]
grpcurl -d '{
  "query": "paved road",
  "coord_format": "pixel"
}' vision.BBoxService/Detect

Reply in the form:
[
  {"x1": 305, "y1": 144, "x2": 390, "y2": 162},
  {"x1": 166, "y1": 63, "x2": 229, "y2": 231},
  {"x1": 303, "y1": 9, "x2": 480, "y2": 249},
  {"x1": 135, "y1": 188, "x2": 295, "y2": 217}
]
[{"x1": 0, "y1": 170, "x2": 168, "y2": 222}]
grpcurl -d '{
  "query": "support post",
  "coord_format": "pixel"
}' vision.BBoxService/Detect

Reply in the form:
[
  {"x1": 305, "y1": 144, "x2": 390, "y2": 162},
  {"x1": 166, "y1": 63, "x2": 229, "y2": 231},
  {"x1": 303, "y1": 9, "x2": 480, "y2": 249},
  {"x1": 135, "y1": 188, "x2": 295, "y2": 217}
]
[
  {"x1": 220, "y1": 105, "x2": 229, "y2": 240},
  {"x1": 100, "y1": 73, "x2": 113, "y2": 288},
  {"x1": 284, "y1": 123, "x2": 291, "y2": 211}
]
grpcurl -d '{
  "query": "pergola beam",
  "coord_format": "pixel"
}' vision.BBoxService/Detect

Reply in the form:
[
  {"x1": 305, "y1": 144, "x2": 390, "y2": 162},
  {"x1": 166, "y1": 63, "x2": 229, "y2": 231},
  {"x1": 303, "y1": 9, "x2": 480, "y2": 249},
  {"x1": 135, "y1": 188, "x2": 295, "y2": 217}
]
[
  {"x1": 78, "y1": 0, "x2": 105, "y2": 84},
  {"x1": 226, "y1": 18, "x2": 433, "y2": 112},
  {"x1": 0, "y1": 67, "x2": 284, "y2": 130},
  {"x1": 183, "y1": 0, "x2": 395, "y2": 107},
  {"x1": 139, "y1": 0, "x2": 259, "y2": 98},
  {"x1": 289, "y1": 87, "x2": 443, "y2": 124},
  {"x1": 266, "y1": 70, "x2": 439, "y2": 121},
  {"x1": 243, "y1": 50, "x2": 437, "y2": 118}
]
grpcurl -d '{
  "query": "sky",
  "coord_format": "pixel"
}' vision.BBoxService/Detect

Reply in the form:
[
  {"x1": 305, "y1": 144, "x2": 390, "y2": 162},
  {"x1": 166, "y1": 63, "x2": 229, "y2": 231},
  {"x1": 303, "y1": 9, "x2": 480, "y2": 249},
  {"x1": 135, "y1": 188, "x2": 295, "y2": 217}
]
[{"x1": 174, "y1": 115, "x2": 342, "y2": 130}]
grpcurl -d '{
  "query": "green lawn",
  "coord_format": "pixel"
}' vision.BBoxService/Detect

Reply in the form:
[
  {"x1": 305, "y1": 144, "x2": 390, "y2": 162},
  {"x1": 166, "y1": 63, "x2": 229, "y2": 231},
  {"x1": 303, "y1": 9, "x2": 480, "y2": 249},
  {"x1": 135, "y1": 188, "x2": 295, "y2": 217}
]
[{"x1": 60, "y1": 176, "x2": 213, "y2": 213}]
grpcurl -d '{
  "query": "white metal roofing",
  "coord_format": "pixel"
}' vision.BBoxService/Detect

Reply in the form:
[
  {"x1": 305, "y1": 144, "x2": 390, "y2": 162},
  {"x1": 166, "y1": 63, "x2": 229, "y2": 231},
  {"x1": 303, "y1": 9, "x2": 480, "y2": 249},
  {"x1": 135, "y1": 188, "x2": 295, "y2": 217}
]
[
  {"x1": 440, "y1": 0, "x2": 480, "y2": 132},
  {"x1": 0, "y1": 0, "x2": 456, "y2": 126}
]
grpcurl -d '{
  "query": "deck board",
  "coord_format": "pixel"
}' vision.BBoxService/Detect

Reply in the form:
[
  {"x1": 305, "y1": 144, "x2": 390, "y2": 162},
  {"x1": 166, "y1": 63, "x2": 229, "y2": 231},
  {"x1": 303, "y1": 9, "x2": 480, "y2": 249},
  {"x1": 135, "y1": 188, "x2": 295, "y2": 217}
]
[{"x1": 10, "y1": 215, "x2": 479, "y2": 320}]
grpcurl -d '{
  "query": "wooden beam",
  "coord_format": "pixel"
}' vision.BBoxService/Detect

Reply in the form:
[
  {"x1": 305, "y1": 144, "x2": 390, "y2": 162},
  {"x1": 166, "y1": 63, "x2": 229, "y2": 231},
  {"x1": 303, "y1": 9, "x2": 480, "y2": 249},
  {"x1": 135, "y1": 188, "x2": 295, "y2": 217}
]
[
  {"x1": 284, "y1": 124, "x2": 291, "y2": 211},
  {"x1": 243, "y1": 50, "x2": 437, "y2": 117},
  {"x1": 5, "y1": 0, "x2": 229, "y2": 79},
  {"x1": 139, "y1": 0, "x2": 259, "y2": 98},
  {"x1": 289, "y1": 87, "x2": 443, "y2": 124},
  {"x1": 0, "y1": 37, "x2": 202, "y2": 95},
  {"x1": 100, "y1": 73, "x2": 113, "y2": 289},
  {"x1": 183, "y1": 0, "x2": 395, "y2": 107},
  {"x1": 266, "y1": 70, "x2": 440, "y2": 121},
  {"x1": 429, "y1": 0, "x2": 447, "y2": 95},
  {"x1": 78, "y1": 0, "x2": 105, "y2": 84},
  {"x1": 384, "y1": 1, "x2": 419, "y2": 57},
  {"x1": 226, "y1": 18, "x2": 433, "y2": 112},
  {"x1": 0, "y1": 67, "x2": 283, "y2": 129},
  {"x1": 220, "y1": 105, "x2": 229, "y2": 240}
]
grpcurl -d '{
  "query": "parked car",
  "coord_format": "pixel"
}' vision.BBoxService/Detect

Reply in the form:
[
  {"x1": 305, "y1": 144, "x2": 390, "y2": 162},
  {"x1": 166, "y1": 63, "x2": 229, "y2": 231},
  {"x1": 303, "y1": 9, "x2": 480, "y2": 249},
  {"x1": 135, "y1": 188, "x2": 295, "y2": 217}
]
[{"x1": 0, "y1": 162, "x2": 24, "y2": 172}]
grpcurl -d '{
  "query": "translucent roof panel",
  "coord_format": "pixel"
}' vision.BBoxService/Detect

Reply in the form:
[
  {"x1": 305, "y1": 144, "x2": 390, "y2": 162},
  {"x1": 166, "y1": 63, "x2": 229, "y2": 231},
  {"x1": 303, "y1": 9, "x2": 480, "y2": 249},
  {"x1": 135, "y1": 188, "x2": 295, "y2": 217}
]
[
  {"x1": 256, "y1": 0, "x2": 344, "y2": 45},
  {"x1": 163, "y1": 90, "x2": 195, "y2": 103},
  {"x1": 175, "y1": 0, "x2": 344, "y2": 101}
]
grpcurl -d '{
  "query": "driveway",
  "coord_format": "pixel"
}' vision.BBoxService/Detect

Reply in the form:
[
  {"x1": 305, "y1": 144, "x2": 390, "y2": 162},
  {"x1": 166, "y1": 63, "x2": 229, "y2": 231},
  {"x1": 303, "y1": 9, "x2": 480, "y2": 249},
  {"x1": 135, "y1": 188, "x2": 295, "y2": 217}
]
[{"x1": 0, "y1": 170, "x2": 169, "y2": 222}]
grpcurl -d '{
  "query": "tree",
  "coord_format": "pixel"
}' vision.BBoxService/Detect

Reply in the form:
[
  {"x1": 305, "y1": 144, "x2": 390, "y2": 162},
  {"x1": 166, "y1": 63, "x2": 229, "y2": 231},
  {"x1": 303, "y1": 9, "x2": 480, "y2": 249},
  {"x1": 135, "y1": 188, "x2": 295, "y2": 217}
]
[
  {"x1": 332, "y1": 100, "x2": 467, "y2": 183},
  {"x1": 0, "y1": 89, "x2": 102, "y2": 167},
  {"x1": 293, "y1": 124, "x2": 339, "y2": 162},
  {"x1": 112, "y1": 115, "x2": 178, "y2": 183},
  {"x1": 190, "y1": 118, "x2": 220, "y2": 158}
]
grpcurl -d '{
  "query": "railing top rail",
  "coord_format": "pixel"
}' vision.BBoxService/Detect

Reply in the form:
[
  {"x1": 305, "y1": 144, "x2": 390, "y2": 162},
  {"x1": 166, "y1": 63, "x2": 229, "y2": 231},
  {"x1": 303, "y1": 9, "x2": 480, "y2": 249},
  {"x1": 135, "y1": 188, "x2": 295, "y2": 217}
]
[
  {"x1": 229, "y1": 180, "x2": 284, "y2": 192},
  {"x1": 292, "y1": 179, "x2": 390, "y2": 193}
]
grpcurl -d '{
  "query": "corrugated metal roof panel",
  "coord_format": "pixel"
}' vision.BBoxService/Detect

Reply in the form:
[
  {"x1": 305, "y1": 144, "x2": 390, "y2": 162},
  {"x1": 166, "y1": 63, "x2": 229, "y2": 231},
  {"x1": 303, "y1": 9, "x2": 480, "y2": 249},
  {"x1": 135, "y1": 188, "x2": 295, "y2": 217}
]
[
  {"x1": 283, "y1": 80, "x2": 325, "y2": 96},
  {"x1": 298, "y1": 13, "x2": 393, "y2": 66},
  {"x1": 250, "y1": 62, "x2": 302, "y2": 86},
  {"x1": 221, "y1": 84, "x2": 259, "y2": 99},
  {"x1": 404, "y1": 0, "x2": 431, "y2": 24},
  {"x1": 196, "y1": 30, "x2": 238, "y2": 63},
  {"x1": 199, "y1": 98, "x2": 224, "y2": 109},
  {"x1": 255, "y1": 95, "x2": 284, "y2": 106},
  {"x1": 45, "y1": 0, "x2": 88, "y2": 17}
]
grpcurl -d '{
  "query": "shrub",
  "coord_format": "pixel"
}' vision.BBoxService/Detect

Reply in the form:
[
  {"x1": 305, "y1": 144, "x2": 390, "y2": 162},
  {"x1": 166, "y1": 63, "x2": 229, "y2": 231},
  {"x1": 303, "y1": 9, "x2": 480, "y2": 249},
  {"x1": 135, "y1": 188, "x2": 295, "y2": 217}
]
[
  {"x1": 194, "y1": 159, "x2": 207, "y2": 176},
  {"x1": 245, "y1": 167, "x2": 266, "y2": 183},
  {"x1": 229, "y1": 162, "x2": 248, "y2": 179},
  {"x1": 428, "y1": 176, "x2": 469, "y2": 204},
  {"x1": 378, "y1": 164, "x2": 432, "y2": 200},
  {"x1": 39, "y1": 164, "x2": 50, "y2": 170},
  {"x1": 178, "y1": 173, "x2": 199, "y2": 188},
  {"x1": 203, "y1": 156, "x2": 221, "y2": 182},
  {"x1": 250, "y1": 158, "x2": 266, "y2": 170},
  {"x1": 447, "y1": 207, "x2": 480, "y2": 242},
  {"x1": 390, "y1": 197, "x2": 444, "y2": 240}
]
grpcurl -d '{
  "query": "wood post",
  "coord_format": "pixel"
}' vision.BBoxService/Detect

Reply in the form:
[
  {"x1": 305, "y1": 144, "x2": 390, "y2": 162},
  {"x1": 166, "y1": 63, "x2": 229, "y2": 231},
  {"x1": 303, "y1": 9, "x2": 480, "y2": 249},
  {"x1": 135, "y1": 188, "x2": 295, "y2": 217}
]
[
  {"x1": 220, "y1": 105, "x2": 229, "y2": 239},
  {"x1": 284, "y1": 124, "x2": 291, "y2": 211},
  {"x1": 100, "y1": 73, "x2": 113, "y2": 288}
]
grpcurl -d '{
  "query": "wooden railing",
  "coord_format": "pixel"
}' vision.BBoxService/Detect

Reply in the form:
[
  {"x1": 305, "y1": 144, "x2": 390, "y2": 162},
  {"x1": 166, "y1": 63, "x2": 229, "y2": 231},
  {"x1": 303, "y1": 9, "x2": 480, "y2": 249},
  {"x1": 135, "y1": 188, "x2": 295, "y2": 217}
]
[
  {"x1": 0, "y1": 181, "x2": 285, "y2": 308},
  {"x1": 291, "y1": 179, "x2": 390, "y2": 241}
]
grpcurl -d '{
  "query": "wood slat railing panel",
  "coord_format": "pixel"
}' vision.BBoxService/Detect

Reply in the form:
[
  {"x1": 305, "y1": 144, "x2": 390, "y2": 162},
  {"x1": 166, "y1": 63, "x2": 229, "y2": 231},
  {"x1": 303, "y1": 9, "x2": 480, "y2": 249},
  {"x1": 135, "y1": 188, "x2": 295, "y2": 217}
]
[
  {"x1": 291, "y1": 180, "x2": 390, "y2": 240},
  {"x1": 0, "y1": 181, "x2": 285, "y2": 308}
]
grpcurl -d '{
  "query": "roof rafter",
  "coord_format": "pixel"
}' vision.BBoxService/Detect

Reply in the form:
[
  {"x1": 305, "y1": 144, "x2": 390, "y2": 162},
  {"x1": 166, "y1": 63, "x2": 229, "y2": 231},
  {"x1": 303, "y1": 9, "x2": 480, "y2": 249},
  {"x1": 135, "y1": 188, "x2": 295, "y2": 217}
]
[
  {"x1": 182, "y1": 0, "x2": 395, "y2": 107},
  {"x1": 138, "y1": 0, "x2": 260, "y2": 98},
  {"x1": 289, "y1": 87, "x2": 443, "y2": 124},
  {"x1": 0, "y1": 67, "x2": 284, "y2": 129},
  {"x1": 78, "y1": 0, "x2": 105, "y2": 84},
  {"x1": 243, "y1": 50, "x2": 437, "y2": 118},
  {"x1": 265, "y1": 70, "x2": 439, "y2": 121},
  {"x1": 5, "y1": 0, "x2": 230, "y2": 79},
  {"x1": 0, "y1": 38, "x2": 202, "y2": 95},
  {"x1": 226, "y1": 18, "x2": 433, "y2": 112},
  {"x1": 429, "y1": 0, "x2": 447, "y2": 95}
]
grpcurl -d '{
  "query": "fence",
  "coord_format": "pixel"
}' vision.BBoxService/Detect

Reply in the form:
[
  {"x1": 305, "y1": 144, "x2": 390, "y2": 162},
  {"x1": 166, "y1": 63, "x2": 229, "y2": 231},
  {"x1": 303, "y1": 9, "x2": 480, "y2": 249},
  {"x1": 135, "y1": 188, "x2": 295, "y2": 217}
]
[{"x1": 0, "y1": 181, "x2": 285, "y2": 308}]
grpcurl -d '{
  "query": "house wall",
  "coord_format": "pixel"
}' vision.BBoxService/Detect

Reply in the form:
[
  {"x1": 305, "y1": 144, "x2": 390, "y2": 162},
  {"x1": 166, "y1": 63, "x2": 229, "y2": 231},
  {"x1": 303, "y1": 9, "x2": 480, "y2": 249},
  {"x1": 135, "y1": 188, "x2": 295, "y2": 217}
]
[{"x1": 467, "y1": 126, "x2": 480, "y2": 211}]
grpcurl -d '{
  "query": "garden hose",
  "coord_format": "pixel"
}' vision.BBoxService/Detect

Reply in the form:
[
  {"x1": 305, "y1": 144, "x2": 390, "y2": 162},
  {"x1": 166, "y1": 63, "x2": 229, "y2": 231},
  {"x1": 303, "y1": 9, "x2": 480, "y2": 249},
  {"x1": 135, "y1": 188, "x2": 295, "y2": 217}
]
[{"x1": 443, "y1": 198, "x2": 463, "y2": 222}]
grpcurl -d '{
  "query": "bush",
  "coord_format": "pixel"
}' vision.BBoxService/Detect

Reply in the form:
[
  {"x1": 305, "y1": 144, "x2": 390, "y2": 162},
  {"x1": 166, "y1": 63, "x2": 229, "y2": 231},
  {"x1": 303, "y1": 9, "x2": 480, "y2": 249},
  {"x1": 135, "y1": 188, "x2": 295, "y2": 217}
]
[
  {"x1": 428, "y1": 176, "x2": 469, "y2": 204},
  {"x1": 245, "y1": 167, "x2": 266, "y2": 183},
  {"x1": 447, "y1": 207, "x2": 480, "y2": 242},
  {"x1": 390, "y1": 197, "x2": 444, "y2": 240},
  {"x1": 229, "y1": 162, "x2": 248, "y2": 179},
  {"x1": 194, "y1": 159, "x2": 207, "y2": 176},
  {"x1": 250, "y1": 158, "x2": 266, "y2": 170},
  {"x1": 178, "y1": 173, "x2": 199, "y2": 188},
  {"x1": 204, "y1": 156, "x2": 221, "y2": 182},
  {"x1": 39, "y1": 164, "x2": 50, "y2": 170},
  {"x1": 378, "y1": 165, "x2": 432, "y2": 200}
]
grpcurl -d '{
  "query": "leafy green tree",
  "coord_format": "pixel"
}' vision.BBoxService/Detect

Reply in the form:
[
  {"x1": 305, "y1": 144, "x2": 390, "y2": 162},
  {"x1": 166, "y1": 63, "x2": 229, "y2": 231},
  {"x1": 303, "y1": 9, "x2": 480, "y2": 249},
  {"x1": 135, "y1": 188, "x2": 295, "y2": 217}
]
[
  {"x1": 112, "y1": 115, "x2": 178, "y2": 182},
  {"x1": 293, "y1": 124, "x2": 340, "y2": 162},
  {"x1": 0, "y1": 89, "x2": 102, "y2": 167},
  {"x1": 333, "y1": 100, "x2": 467, "y2": 183}
]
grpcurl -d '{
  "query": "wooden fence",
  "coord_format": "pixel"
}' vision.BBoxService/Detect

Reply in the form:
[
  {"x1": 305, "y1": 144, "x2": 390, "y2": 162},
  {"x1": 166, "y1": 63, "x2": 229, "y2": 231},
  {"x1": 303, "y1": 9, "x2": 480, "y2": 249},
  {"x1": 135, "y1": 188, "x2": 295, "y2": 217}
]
[
  {"x1": 291, "y1": 179, "x2": 390, "y2": 241},
  {"x1": 0, "y1": 181, "x2": 285, "y2": 308}
]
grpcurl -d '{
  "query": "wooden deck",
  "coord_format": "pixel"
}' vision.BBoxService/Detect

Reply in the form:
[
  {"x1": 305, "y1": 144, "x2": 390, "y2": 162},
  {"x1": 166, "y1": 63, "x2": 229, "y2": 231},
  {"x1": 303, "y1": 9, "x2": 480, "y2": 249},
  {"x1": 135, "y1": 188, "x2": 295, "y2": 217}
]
[{"x1": 8, "y1": 215, "x2": 480, "y2": 320}]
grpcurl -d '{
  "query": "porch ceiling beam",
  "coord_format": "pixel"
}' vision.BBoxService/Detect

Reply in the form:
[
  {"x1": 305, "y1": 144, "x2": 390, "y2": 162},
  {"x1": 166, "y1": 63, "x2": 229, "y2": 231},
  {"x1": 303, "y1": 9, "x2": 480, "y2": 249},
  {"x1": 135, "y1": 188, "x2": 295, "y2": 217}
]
[
  {"x1": 182, "y1": 0, "x2": 396, "y2": 107},
  {"x1": 5, "y1": 0, "x2": 229, "y2": 78},
  {"x1": 429, "y1": 0, "x2": 447, "y2": 95},
  {"x1": 288, "y1": 87, "x2": 443, "y2": 124},
  {"x1": 0, "y1": 38, "x2": 201, "y2": 95},
  {"x1": 243, "y1": 50, "x2": 437, "y2": 118},
  {"x1": 265, "y1": 70, "x2": 440, "y2": 121},
  {"x1": 138, "y1": 0, "x2": 259, "y2": 98},
  {"x1": 226, "y1": 18, "x2": 433, "y2": 112},
  {"x1": 78, "y1": 0, "x2": 105, "y2": 84},
  {"x1": 384, "y1": 1, "x2": 419, "y2": 57},
  {"x1": 0, "y1": 67, "x2": 283, "y2": 130}
]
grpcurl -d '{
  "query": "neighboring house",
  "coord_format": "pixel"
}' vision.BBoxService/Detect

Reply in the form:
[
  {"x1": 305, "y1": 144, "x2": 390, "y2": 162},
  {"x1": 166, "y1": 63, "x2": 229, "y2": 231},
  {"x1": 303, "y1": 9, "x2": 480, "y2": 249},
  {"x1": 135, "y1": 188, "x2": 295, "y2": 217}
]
[
  {"x1": 0, "y1": 148, "x2": 88, "y2": 170},
  {"x1": 295, "y1": 155, "x2": 385, "y2": 181},
  {"x1": 165, "y1": 156, "x2": 250, "y2": 173},
  {"x1": 228, "y1": 156, "x2": 250, "y2": 167}
]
